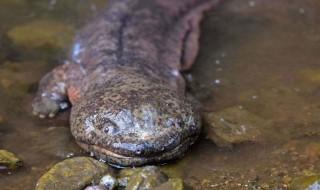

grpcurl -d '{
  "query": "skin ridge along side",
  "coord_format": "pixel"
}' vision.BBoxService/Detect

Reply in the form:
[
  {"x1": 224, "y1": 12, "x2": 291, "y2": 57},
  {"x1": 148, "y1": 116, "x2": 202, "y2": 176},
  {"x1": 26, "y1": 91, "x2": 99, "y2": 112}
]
[{"x1": 32, "y1": 0, "x2": 221, "y2": 166}]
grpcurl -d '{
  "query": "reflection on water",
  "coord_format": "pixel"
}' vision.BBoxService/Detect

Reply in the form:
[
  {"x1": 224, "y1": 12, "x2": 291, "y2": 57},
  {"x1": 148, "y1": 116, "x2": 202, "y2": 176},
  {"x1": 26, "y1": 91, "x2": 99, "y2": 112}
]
[{"x1": 0, "y1": 0, "x2": 319, "y2": 189}]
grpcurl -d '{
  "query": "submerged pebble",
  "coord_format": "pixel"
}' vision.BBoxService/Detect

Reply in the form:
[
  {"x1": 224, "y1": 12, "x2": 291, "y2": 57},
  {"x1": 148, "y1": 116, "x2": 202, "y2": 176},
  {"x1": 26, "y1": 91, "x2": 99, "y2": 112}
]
[
  {"x1": 290, "y1": 175, "x2": 320, "y2": 190},
  {"x1": 100, "y1": 175, "x2": 118, "y2": 190},
  {"x1": 304, "y1": 143, "x2": 320, "y2": 162},
  {"x1": 118, "y1": 166, "x2": 168, "y2": 190},
  {"x1": 204, "y1": 106, "x2": 268, "y2": 148},
  {"x1": 0, "y1": 149, "x2": 22, "y2": 170},
  {"x1": 0, "y1": 115, "x2": 4, "y2": 124},
  {"x1": 153, "y1": 178, "x2": 185, "y2": 190},
  {"x1": 7, "y1": 19, "x2": 74, "y2": 49},
  {"x1": 84, "y1": 185, "x2": 108, "y2": 190},
  {"x1": 35, "y1": 157, "x2": 114, "y2": 190},
  {"x1": 299, "y1": 69, "x2": 320, "y2": 83}
]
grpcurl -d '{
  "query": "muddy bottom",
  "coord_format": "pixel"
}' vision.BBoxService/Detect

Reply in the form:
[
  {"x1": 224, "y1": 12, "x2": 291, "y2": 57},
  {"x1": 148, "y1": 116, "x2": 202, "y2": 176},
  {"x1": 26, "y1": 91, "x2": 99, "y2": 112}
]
[{"x1": 0, "y1": 0, "x2": 320, "y2": 189}]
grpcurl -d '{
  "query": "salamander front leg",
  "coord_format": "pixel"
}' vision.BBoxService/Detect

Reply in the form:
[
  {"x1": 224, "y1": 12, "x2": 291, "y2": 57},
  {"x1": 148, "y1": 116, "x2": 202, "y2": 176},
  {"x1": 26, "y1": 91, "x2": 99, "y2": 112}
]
[{"x1": 32, "y1": 64, "x2": 70, "y2": 119}]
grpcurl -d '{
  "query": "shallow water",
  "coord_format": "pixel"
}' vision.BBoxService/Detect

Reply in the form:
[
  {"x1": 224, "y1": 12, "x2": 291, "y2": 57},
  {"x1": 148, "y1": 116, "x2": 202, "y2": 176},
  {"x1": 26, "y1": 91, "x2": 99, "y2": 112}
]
[{"x1": 0, "y1": 0, "x2": 320, "y2": 189}]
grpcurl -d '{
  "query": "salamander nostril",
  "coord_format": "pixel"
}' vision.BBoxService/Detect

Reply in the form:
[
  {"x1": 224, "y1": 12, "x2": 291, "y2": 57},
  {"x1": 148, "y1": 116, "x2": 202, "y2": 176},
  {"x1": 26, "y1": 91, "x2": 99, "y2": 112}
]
[
  {"x1": 135, "y1": 148, "x2": 142, "y2": 155},
  {"x1": 166, "y1": 119, "x2": 175, "y2": 128}
]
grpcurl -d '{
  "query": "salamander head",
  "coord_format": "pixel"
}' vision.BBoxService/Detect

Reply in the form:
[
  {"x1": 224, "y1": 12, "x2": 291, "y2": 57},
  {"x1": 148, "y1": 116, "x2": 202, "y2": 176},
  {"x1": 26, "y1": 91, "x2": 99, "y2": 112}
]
[{"x1": 70, "y1": 70, "x2": 201, "y2": 166}]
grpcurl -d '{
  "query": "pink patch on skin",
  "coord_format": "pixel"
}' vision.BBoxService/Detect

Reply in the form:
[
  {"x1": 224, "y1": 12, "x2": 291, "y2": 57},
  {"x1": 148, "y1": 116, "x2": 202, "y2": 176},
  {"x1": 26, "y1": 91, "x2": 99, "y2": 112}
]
[{"x1": 67, "y1": 86, "x2": 81, "y2": 104}]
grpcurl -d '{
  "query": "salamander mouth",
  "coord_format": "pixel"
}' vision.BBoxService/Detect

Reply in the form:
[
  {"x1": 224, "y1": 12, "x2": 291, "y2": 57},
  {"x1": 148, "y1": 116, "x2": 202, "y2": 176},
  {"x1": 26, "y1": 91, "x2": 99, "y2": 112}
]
[{"x1": 75, "y1": 136, "x2": 197, "y2": 167}]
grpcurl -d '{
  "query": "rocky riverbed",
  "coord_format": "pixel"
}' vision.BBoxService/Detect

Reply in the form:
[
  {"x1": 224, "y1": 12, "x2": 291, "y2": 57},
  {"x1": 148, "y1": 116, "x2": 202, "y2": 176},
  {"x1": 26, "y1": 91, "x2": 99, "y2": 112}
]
[{"x1": 0, "y1": 0, "x2": 320, "y2": 189}]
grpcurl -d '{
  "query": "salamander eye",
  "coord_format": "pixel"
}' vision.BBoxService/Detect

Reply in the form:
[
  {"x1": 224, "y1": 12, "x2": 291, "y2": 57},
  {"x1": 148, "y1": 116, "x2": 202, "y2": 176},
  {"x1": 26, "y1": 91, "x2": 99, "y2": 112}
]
[
  {"x1": 103, "y1": 120, "x2": 120, "y2": 135},
  {"x1": 104, "y1": 125, "x2": 120, "y2": 135}
]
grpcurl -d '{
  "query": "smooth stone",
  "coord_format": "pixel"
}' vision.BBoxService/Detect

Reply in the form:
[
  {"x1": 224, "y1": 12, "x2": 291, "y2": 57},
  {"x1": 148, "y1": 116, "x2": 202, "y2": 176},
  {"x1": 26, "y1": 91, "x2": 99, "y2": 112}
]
[
  {"x1": 153, "y1": 178, "x2": 185, "y2": 190},
  {"x1": 0, "y1": 149, "x2": 22, "y2": 170},
  {"x1": 298, "y1": 68, "x2": 320, "y2": 95},
  {"x1": 118, "y1": 167, "x2": 143, "y2": 188},
  {"x1": 121, "y1": 166, "x2": 168, "y2": 190},
  {"x1": 161, "y1": 164, "x2": 184, "y2": 179},
  {"x1": 290, "y1": 175, "x2": 320, "y2": 190},
  {"x1": 100, "y1": 175, "x2": 118, "y2": 190},
  {"x1": 84, "y1": 185, "x2": 107, "y2": 190},
  {"x1": 7, "y1": 19, "x2": 74, "y2": 49},
  {"x1": 204, "y1": 106, "x2": 267, "y2": 148},
  {"x1": 299, "y1": 69, "x2": 320, "y2": 83},
  {"x1": 35, "y1": 157, "x2": 113, "y2": 190},
  {"x1": 0, "y1": 115, "x2": 4, "y2": 124},
  {"x1": 304, "y1": 143, "x2": 320, "y2": 162}
]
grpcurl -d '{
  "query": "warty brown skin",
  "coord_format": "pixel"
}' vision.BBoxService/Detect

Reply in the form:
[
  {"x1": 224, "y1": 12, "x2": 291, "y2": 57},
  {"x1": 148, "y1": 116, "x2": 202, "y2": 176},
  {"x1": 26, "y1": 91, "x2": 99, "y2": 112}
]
[{"x1": 32, "y1": 0, "x2": 219, "y2": 166}]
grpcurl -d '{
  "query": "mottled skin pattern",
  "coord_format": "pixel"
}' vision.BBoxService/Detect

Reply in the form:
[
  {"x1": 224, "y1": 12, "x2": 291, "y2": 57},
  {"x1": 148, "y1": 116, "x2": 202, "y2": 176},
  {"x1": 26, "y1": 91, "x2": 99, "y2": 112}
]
[{"x1": 32, "y1": 0, "x2": 219, "y2": 166}]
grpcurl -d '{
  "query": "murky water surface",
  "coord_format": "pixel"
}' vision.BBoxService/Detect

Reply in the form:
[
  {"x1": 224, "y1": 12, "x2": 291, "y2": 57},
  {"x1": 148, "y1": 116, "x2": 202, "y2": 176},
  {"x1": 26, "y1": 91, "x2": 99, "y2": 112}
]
[{"x1": 0, "y1": 0, "x2": 319, "y2": 189}]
